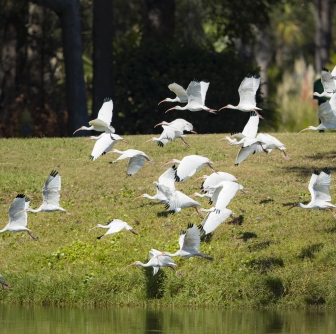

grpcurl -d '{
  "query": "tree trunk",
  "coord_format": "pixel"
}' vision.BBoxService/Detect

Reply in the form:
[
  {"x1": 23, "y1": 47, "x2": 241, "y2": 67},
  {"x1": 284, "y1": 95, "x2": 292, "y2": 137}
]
[
  {"x1": 92, "y1": 0, "x2": 114, "y2": 121},
  {"x1": 30, "y1": 0, "x2": 88, "y2": 135},
  {"x1": 313, "y1": 0, "x2": 332, "y2": 72}
]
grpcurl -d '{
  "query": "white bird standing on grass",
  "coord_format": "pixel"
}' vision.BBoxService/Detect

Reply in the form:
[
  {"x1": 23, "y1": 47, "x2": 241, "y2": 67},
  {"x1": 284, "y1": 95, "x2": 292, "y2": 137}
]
[
  {"x1": 158, "y1": 223, "x2": 213, "y2": 260},
  {"x1": 73, "y1": 97, "x2": 115, "y2": 135},
  {"x1": 109, "y1": 149, "x2": 154, "y2": 176},
  {"x1": 28, "y1": 170, "x2": 66, "y2": 213},
  {"x1": 163, "y1": 155, "x2": 216, "y2": 182},
  {"x1": 89, "y1": 219, "x2": 137, "y2": 239},
  {"x1": 288, "y1": 168, "x2": 336, "y2": 218},
  {"x1": 158, "y1": 83, "x2": 188, "y2": 105},
  {"x1": 218, "y1": 74, "x2": 263, "y2": 118},
  {"x1": 0, "y1": 194, "x2": 37, "y2": 240},
  {"x1": 126, "y1": 249, "x2": 182, "y2": 276},
  {"x1": 165, "y1": 80, "x2": 217, "y2": 114},
  {"x1": 87, "y1": 133, "x2": 127, "y2": 161}
]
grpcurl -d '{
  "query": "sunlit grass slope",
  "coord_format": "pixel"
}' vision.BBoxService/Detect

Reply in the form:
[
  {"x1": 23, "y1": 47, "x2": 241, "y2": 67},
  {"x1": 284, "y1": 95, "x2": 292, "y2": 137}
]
[{"x1": 1, "y1": 132, "x2": 336, "y2": 308}]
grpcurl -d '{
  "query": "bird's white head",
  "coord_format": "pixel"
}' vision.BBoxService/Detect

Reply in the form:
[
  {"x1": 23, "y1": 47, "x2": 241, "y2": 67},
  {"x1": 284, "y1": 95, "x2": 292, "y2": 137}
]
[{"x1": 299, "y1": 126, "x2": 318, "y2": 133}]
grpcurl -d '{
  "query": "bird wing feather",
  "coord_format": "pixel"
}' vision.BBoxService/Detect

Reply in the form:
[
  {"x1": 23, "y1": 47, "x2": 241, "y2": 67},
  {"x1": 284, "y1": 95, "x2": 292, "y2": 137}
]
[
  {"x1": 186, "y1": 81, "x2": 203, "y2": 104},
  {"x1": 201, "y1": 208, "x2": 233, "y2": 235},
  {"x1": 168, "y1": 83, "x2": 188, "y2": 102},
  {"x1": 214, "y1": 182, "x2": 242, "y2": 212},
  {"x1": 313, "y1": 170, "x2": 332, "y2": 202},
  {"x1": 321, "y1": 69, "x2": 336, "y2": 93},
  {"x1": 97, "y1": 99, "x2": 113, "y2": 127},
  {"x1": 42, "y1": 171, "x2": 61, "y2": 206},
  {"x1": 158, "y1": 166, "x2": 176, "y2": 192},
  {"x1": 8, "y1": 195, "x2": 27, "y2": 228},
  {"x1": 90, "y1": 133, "x2": 114, "y2": 160},
  {"x1": 235, "y1": 144, "x2": 258, "y2": 165},
  {"x1": 238, "y1": 76, "x2": 257, "y2": 107},
  {"x1": 127, "y1": 155, "x2": 145, "y2": 176},
  {"x1": 242, "y1": 112, "x2": 259, "y2": 138},
  {"x1": 180, "y1": 224, "x2": 200, "y2": 251}
]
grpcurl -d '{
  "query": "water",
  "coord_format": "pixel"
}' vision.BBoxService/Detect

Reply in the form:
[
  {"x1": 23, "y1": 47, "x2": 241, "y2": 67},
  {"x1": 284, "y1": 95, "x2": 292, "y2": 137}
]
[{"x1": 1, "y1": 305, "x2": 335, "y2": 334}]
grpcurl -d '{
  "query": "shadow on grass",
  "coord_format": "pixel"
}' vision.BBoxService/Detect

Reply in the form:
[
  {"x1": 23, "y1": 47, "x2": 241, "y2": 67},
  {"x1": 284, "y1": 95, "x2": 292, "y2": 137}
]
[
  {"x1": 304, "y1": 151, "x2": 336, "y2": 161},
  {"x1": 156, "y1": 211, "x2": 170, "y2": 218},
  {"x1": 260, "y1": 198, "x2": 274, "y2": 204},
  {"x1": 144, "y1": 267, "x2": 165, "y2": 299},
  {"x1": 228, "y1": 215, "x2": 244, "y2": 225},
  {"x1": 280, "y1": 165, "x2": 336, "y2": 178},
  {"x1": 237, "y1": 232, "x2": 257, "y2": 242},
  {"x1": 298, "y1": 243, "x2": 324, "y2": 260},
  {"x1": 248, "y1": 257, "x2": 284, "y2": 273},
  {"x1": 248, "y1": 240, "x2": 275, "y2": 252}
]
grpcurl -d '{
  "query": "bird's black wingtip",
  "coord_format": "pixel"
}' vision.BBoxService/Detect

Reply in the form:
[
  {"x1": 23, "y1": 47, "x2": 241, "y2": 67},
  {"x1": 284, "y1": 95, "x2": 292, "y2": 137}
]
[
  {"x1": 322, "y1": 67, "x2": 330, "y2": 72},
  {"x1": 16, "y1": 194, "x2": 25, "y2": 199},
  {"x1": 323, "y1": 167, "x2": 331, "y2": 175},
  {"x1": 253, "y1": 74, "x2": 260, "y2": 79},
  {"x1": 103, "y1": 97, "x2": 112, "y2": 102}
]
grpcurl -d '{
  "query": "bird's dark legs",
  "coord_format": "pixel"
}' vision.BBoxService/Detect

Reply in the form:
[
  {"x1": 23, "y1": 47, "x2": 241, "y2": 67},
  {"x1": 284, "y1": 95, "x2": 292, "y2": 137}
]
[
  {"x1": 27, "y1": 230, "x2": 37, "y2": 241},
  {"x1": 208, "y1": 163, "x2": 217, "y2": 174},
  {"x1": 168, "y1": 265, "x2": 182, "y2": 276},
  {"x1": 281, "y1": 150, "x2": 291, "y2": 160},
  {"x1": 327, "y1": 207, "x2": 336, "y2": 219},
  {"x1": 259, "y1": 143, "x2": 268, "y2": 153},
  {"x1": 194, "y1": 206, "x2": 203, "y2": 219},
  {"x1": 253, "y1": 110, "x2": 264, "y2": 119},
  {"x1": 207, "y1": 109, "x2": 217, "y2": 114},
  {"x1": 130, "y1": 229, "x2": 138, "y2": 235},
  {"x1": 180, "y1": 138, "x2": 190, "y2": 147}
]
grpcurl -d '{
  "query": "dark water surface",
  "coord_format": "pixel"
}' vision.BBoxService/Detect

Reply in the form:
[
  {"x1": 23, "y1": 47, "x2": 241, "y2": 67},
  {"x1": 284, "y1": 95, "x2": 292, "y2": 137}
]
[{"x1": 1, "y1": 304, "x2": 335, "y2": 333}]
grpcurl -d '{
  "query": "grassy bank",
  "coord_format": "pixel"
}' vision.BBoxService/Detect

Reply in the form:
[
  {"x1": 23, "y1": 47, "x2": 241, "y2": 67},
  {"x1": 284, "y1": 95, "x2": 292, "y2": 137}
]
[{"x1": 1, "y1": 132, "x2": 336, "y2": 308}]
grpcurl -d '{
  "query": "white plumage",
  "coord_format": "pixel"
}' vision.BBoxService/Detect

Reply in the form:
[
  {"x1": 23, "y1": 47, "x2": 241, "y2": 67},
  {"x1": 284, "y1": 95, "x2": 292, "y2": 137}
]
[
  {"x1": 88, "y1": 133, "x2": 126, "y2": 161},
  {"x1": 200, "y1": 207, "x2": 233, "y2": 235},
  {"x1": 165, "y1": 80, "x2": 216, "y2": 114},
  {"x1": 0, "y1": 194, "x2": 36, "y2": 240},
  {"x1": 109, "y1": 149, "x2": 154, "y2": 176},
  {"x1": 219, "y1": 74, "x2": 263, "y2": 118},
  {"x1": 73, "y1": 97, "x2": 115, "y2": 134},
  {"x1": 313, "y1": 67, "x2": 336, "y2": 99},
  {"x1": 127, "y1": 249, "x2": 182, "y2": 276},
  {"x1": 29, "y1": 170, "x2": 66, "y2": 213},
  {"x1": 163, "y1": 154, "x2": 216, "y2": 182},
  {"x1": 158, "y1": 83, "x2": 188, "y2": 104},
  {"x1": 90, "y1": 219, "x2": 137, "y2": 239},
  {"x1": 289, "y1": 168, "x2": 336, "y2": 218},
  {"x1": 160, "y1": 223, "x2": 213, "y2": 260}
]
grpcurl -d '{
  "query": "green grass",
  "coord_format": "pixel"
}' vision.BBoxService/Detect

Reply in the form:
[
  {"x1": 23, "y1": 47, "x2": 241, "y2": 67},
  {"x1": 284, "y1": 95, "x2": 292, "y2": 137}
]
[{"x1": 1, "y1": 132, "x2": 336, "y2": 308}]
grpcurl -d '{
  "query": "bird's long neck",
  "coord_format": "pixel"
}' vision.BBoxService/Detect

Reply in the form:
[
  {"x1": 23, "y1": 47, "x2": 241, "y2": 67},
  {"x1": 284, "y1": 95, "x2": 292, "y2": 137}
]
[
  {"x1": 163, "y1": 251, "x2": 178, "y2": 257},
  {"x1": 228, "y1": 104, "x2": 239, "y2": 109},
  {"x1": 0, "y1": 227, "x2": 8, "y2": 233},
  {"x1": 143, "y1": 194, "x2": 156, "y2": 200},
  {"x1": 98, "y1": 224, "x2": 111, "y2": 229},
  {"x1": 113, "y1": 149, "x2": 124, "y2": 154},
  {"x1": 298, "y1": 202, "x2": 310, "y2": 209}
]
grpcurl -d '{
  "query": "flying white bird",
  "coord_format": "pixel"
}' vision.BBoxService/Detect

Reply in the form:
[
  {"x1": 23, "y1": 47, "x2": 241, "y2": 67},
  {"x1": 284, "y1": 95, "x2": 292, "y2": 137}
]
[
  {"x1": 0, "y1": 275, "x2": 9, "y2": 290},
  {"x1": 126, "y1": 249, "x2": 182, "y2": 276},
  {"x1": 163, "y1": 155, "x2": 216, "y2": 182},
  {"x1": 146, "y1": 125, "x2": 189, "y2": 147},
  {"x1": 165, "y1": 80, "x2": 216, "y2": 114},
  {"x1": 109, "y1": 149, "x2": 154, "y2": 176},
  {"x1": 200, "y1": 207, "x2": 233, "y2": 235},
  {"x1": 159, "y1": 223, "x2": 213, "y2": 260},
  {"x1": 0, "y1": 194, "x2": 36, "y2": 240},
  {"x1": 28, "y1": 170, "x2": 66, "y2": 213},
  {"x1": 89, "y1": 219, "x2": 137, "y2": 239},
  {"x1": 197, "y1": 172, "x2": 238, "y2": 195},
  {"x1": 87, "y1": 133, "x2": 126, "y2": 161},
  {"x1": 218, "y1": 74, "x2": 263, "y2": 118},
  {"x1": 313, "y1": 67, "x2": 336, "y2": 99},
  {"x1": 288, "y1": 168, "x2": 336, "y2": 218},
  {"x1": 154, "y1": 118, "x2": 196, "y2": 133},
  {"x1": 158, "y1": 83, "x2": 188, "y2": 105},
  {"x1": 205, "y1": 180, "x2": 244, "y2": 213},
  {"x1": 255, "y1": 133, "x2": 290, "y2": 160},
  {"x1": 133, "y1": 166, "x2": 176, "y2": 204},
  {"x1": 73, "y1": 97, "x2": 115, "y2": 135},
  {"x1": 300, "y1": 96, "x2": 336, "y2": 132}
]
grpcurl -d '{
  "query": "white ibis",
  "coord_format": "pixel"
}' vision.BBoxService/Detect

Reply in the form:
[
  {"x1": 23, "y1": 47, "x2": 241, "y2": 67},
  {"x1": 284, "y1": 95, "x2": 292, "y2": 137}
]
[
  {"x1": 0, "y1": 275, "x2": 9, "y2": 289},
  {"x1": 255, "y1": 133, "x2": 290, "y2": 160},
  {"x1": 200, "y1": 207, "x2": 233, "y2": 235},
  {"x1": 126, "y1": 249, "x2": 182, "y2": 276},
  {"x1": 146, "y1": 125, "x2": 189, "y2": 147},
  {"x1": 158, "y1": 83, "x2": 188, "y2": 105},
  {"x1": 197, "y1": 172, "x2": 237, "y2": 194},
  {"x1": 165, "y1": 80, "x2": 216, "y2": 114},
  {"x1": 28, "y1": 170, "x2": 66, "y2": 213},
  {"x1": 218, "y1": 74, "x2": 263, "y2": 118},
  {"x1": 89, "y1": 219, "x2": 137, "y2": 239},
  {"x1": 313, "y1": 67, "x2": 336, "y2": 99},
  {"x1": 154, "y1": 118, "x2": 196, "y2": 133},
  {"x1": 205, "y1": 180, "x2": 244, "y2": 213},
  {"x1": 109, "y1": 149, "x2": 154, "y2": 176},
  {"x1": 0, "y1": 194, "x2": 36, "y2": 240},
  {"x1": 87, "y1": 133, "x2": 126, "y2": 161},
  {"x1": 288, "y1": 168, "x2": 336, "y2": 218},
  {"x1": 163, "y1": 154, "x2": 216, "y2": 182},
  {"x1": 159, "y1": 223, "x2": 213, "y2": 260},
  {"x1": 133, "y1": 166, "x2": 176, "y2": 204},
  {"x1": 73, "y1": 97, "x2": 115, "y2": 135},
  {"x1": 300, "y1": 96, "x2": 336, "y2": 132}
]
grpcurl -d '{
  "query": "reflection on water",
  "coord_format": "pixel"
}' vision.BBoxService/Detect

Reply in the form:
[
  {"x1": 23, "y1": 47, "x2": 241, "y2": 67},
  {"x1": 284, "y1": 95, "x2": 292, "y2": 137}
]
[{"x1": 0, "y1": 304, "x2": 335, "y2": 334}]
